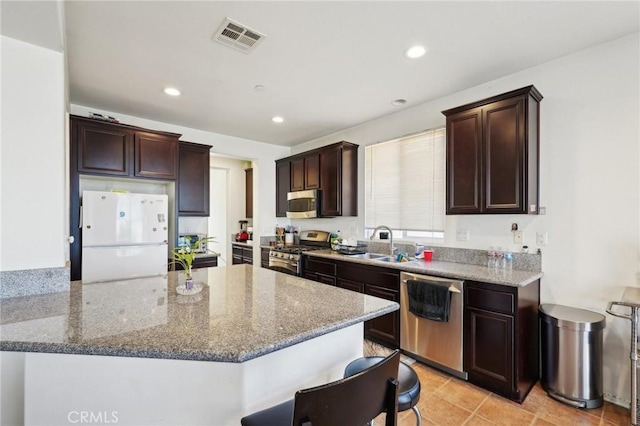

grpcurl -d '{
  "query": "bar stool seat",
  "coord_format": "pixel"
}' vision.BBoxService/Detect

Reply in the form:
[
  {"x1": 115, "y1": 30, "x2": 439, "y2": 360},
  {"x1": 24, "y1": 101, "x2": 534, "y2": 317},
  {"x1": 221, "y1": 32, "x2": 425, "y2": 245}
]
[{"x1": 345, "y1": 356, "x2": 422, "y2": 425}]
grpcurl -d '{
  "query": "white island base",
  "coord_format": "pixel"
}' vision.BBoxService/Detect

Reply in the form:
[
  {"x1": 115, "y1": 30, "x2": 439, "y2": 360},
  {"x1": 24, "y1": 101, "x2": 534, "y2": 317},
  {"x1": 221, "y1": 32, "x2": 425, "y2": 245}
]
[{"x1": 2, "y1": 324, "x2": 363, "y2": 426}]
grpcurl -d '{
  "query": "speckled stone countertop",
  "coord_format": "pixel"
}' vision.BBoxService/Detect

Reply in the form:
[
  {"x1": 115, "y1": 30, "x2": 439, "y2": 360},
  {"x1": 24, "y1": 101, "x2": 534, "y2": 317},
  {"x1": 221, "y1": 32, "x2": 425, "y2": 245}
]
[
  {"x1": 306, "y1": 250, "x2": 543, "y2": 287},
  {"x1": 231, "y1": 241, "x2": 253, "y2": 248},
  {"x1": 0, "y1": 266, "x2": 397, "y2": 362}
]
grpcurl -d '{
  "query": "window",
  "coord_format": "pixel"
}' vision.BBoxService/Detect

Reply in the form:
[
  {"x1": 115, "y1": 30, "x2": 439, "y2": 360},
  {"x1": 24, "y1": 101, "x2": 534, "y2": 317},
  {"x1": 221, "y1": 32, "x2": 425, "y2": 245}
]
[{"x1": 364, "y1": 128, "x2": 445, "y2": 240}]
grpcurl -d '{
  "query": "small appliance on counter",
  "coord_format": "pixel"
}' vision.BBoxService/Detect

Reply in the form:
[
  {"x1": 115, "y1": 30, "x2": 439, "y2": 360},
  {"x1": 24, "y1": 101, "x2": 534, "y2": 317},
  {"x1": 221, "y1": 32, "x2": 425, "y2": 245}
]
[
  {"x1": 177, "y1": 234, "x2": 208, "y2": 253},
  {"x1": 235, "y1": 220, "x2": 249, "y2": 242}
]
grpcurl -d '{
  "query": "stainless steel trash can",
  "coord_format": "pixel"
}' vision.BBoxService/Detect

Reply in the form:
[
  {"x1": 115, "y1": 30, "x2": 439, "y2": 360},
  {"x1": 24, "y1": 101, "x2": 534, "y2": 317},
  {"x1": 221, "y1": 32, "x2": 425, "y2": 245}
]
[{"x1": 540, "y1": 304, "x2": 606, "y2": 408}]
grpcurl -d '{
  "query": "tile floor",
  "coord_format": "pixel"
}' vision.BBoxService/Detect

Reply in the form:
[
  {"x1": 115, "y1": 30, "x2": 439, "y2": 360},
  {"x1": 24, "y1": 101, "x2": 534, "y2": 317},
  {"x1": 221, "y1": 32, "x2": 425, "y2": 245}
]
[{"x1": 373, "y1": 360, "x2": 631, "y2": 426}]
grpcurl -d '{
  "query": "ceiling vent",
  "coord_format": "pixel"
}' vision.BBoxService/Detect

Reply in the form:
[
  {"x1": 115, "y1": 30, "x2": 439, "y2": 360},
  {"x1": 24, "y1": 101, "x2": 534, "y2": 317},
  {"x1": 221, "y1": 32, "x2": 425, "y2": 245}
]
[{"x1": 212, "y1": 18, "x2": 265, "y2": 53}]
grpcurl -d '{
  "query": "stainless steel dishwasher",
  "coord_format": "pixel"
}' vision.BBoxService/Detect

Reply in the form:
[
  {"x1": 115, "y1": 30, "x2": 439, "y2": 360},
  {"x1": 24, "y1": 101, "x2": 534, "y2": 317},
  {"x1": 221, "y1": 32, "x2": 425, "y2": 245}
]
[{"x1": 400, "y1": 271, "x2": 467, "y2": 379}]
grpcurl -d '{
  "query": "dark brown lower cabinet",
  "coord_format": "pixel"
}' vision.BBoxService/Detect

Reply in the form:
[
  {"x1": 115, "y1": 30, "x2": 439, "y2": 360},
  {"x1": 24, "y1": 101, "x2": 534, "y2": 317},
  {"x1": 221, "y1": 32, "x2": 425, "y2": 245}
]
[
  {"x1": 232, "y1": 244, "x2": 253, "y2": 265},
  {"x1": 363, "y1": 283, "x2": 400, "y2": 346},
  {"x1": 261, "y1": 248, "x2": 270, "y2": 268},
  {"x1": 464, "y1": 279, "x2": 540, "y2": 402},
  {"x1": 302, "y1": 255, "x2": 400, "y2": 348},
  {"x1": 302, "y1": 256, "x2": 338, "y2": 285},
  {"x1": 171, "y1": 255, "x2": 218, "y2": 270}
]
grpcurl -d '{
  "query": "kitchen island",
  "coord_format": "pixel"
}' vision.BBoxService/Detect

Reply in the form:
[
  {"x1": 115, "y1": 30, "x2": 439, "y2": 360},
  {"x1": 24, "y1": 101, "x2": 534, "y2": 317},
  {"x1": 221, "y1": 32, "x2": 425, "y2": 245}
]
[{"x1": 0, "y1": 265, "x2": 398, "y2": 425}]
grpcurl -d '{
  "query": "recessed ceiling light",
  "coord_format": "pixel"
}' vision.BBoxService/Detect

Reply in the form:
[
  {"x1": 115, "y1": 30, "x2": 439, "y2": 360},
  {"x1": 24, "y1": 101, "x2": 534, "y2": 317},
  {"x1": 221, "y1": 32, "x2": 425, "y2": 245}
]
[
  {"x1": 254, "y1": 85, "x2": 265, "y2": 91},
  {"x1": 163, "y1": 87, "x2": 181, "y2": 96},
  {"x1": 391, "y1": 99, "x2": 407, "y2": 106},
  {"x1": 404, "y1": 45, "x2": 426, "y2": 59},
  {"x1": 272, "y1": 116, "x2": 284, "y2": 123}
]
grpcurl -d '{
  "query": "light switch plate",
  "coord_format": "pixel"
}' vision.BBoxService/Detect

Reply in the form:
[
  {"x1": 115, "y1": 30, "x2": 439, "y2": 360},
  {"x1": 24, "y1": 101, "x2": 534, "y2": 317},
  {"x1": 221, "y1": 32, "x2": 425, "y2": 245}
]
[{"x1": 536, "y1": 232, "x2": 548, "y2": 246}]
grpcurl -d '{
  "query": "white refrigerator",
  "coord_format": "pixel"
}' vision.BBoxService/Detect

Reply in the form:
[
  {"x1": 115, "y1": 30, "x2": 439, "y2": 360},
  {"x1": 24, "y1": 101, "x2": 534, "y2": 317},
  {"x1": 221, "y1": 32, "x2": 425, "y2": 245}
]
[{"x1": 81, "y1": 190, "x2": 169, "y2": 283}]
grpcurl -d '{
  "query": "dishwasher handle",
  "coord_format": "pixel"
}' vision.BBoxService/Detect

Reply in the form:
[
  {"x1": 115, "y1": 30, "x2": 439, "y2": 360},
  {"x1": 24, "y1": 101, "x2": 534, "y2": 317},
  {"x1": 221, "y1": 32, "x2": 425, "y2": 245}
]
[{"x1": 401, "y1": 278, "x2": 461, "y2": 293}]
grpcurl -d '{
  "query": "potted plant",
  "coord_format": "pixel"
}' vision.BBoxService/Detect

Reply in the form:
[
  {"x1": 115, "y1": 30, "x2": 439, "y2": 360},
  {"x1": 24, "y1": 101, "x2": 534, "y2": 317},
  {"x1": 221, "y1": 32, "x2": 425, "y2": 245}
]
[{"x1": 170, "y1": 236, "x2": 218, "y2": 291}]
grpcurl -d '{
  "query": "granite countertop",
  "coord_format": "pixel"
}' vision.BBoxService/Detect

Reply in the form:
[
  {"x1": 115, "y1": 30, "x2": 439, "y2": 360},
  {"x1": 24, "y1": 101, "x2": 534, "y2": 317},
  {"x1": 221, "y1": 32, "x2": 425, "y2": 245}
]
[
  {"x1": 194, "y1": 252, "x2": 219, "y2": 258},
  {"x1": 305, "y1": 250, "x2": 543, "y2": 287},
  {"x1": 0, "y1": 266, "x2": 397, "y2": 363},
  {"x1": 231, "y1": 241, "x2": 253, "y2": 247}
]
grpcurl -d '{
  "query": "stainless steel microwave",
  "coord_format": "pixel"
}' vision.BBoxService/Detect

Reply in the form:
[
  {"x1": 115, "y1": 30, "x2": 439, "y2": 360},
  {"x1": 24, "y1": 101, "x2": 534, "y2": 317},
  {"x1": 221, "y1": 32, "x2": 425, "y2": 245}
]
[{"x1": 287, "y1": 190, "x2": 320, "y2": 219}]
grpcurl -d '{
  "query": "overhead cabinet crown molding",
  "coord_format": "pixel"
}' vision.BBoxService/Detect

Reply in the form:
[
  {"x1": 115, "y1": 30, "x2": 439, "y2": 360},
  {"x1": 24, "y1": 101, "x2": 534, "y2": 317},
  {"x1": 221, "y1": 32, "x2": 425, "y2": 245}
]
[{"x1": 442, "y1": 85, "x2": 542, "y2": 215}]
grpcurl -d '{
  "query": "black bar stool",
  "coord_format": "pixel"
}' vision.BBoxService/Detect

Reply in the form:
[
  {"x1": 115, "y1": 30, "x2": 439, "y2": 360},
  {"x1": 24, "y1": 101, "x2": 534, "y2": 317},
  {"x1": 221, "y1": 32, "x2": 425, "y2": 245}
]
[{"x1": 344, "y1": 356, "x2": 422, "y2": 426}]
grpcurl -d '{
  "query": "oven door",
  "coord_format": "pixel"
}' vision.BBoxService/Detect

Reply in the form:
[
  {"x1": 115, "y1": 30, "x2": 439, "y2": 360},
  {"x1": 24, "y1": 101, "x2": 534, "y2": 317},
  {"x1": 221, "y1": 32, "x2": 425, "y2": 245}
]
[{"x1": 268, "y1": 256, "x2": 300, "y2": 276}]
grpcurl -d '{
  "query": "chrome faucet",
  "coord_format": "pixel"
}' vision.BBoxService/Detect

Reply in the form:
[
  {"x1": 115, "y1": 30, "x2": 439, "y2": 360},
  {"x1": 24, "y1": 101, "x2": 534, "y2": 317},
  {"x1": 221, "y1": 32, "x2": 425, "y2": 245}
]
[{"x1": 370, "y1": 225, "x2": 396, "y2": 256}]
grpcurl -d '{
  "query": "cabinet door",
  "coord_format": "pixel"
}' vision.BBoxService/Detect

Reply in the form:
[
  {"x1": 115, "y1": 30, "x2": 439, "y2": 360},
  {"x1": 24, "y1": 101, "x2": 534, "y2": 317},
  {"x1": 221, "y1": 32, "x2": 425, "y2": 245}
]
[
  {"x1": 275, "y1": 160, "x2": 291, "y2": 217},
  {"x1": 134, "y1": 132, "x2": 178, "y2": 179},
  {"x1": 319, "y1": 144, "x2": 341, "y2": 216},
  {"x1": 77, "y1": 121, "x2": 132, "y2": 176},
  {"x1": 317, "y1": 274, "x2": 336, "y2": 286},
  {"x1": 464, "y1": 307, "x2": 515, "y2": 395},
  {"x1": 446, "y1": 108, "x2": 482, "y2": 214},
  {"x1": 245, "y1": 168, "x2": 253, "y2": 218},
  {"x1": 232, "y1": 246, "x2": 244, "y2": 265},
  {"x1": 178, "y1": 142, "x2": 211, "y2": 216},
  {"x1": 483, "y1": 97, "x2": 526, "y2": 213},
  {"x1": 261, "y1": 248, "x2": 270, "y2": 268},
  {"x1": 304, "y1": 154, "x2": 320, "y2": 189},
  {"x1": 242, "y1": 247, "x2": 253, "y2": 264},
  {"x1": 337, "y1": 278, "x2": 364, "y2": 293},
  {"x1": 290, "y1": 158, "x2": 305, "y2": 191},
  {"x1": 364, "y1": 284, "x2": 400, "y2": 348}
]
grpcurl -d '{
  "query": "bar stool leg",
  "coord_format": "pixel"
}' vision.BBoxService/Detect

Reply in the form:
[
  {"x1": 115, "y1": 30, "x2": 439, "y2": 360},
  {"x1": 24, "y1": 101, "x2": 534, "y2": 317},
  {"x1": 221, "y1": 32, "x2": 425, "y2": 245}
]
[{"x1": 412, "y1": 405, "x2": 422, "y2": 426}]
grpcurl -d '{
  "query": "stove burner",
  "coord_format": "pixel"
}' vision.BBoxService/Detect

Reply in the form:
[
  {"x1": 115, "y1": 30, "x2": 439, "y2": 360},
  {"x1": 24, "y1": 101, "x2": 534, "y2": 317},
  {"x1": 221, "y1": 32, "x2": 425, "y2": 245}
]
[{"x1": 271, "y1": 245, "x2": 323, "y2": 254}]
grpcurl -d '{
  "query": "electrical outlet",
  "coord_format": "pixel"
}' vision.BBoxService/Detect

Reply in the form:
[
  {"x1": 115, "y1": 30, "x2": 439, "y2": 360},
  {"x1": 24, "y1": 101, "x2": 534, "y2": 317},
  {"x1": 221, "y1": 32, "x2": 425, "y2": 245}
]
[
  {"x1": 513, "y1": 230, "x2": 523, "y2": 244},
  {"x1": 536, "y1": 232, "x2": 548, "y2": 246},
  {"x1": 456, "y1": 230, "x2": 470, "y2": 241}
]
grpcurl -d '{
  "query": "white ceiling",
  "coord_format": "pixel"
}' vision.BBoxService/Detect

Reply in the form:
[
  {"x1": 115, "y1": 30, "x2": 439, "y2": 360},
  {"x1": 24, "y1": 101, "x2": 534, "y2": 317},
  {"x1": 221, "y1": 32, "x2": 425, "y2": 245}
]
[{"x1": 3, "y1": 1, "x2": 639, "y2": 147}]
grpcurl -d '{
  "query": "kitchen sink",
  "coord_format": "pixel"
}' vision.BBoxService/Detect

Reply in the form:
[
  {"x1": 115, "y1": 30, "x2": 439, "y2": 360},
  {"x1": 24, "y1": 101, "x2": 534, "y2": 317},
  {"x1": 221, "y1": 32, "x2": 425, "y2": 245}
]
[
  {"x1": 346, "y1": 252, "x2": 390, "y2": 260},
  {"x1": 346, "y1": 253, "x2": 416, "y2": 263}
]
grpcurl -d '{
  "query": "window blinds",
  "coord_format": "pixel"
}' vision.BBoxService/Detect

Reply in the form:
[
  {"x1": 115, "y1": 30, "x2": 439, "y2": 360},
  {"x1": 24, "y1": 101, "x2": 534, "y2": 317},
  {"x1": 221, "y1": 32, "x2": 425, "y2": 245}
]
[{"x1": 365, "y1": 128, "x2": 445, "y2": 232}]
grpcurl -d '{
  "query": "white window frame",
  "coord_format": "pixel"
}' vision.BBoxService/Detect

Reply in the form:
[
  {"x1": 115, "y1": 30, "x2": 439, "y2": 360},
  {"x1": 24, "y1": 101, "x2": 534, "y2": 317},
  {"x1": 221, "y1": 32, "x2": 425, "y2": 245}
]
[{"x1": 364, "y1": 128, "x2": 446, "y2": 243}]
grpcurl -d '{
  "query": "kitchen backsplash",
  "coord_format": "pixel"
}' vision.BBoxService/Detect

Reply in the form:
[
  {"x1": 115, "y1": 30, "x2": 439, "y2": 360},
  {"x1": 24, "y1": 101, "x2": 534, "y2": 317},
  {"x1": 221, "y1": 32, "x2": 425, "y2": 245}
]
[{"x1": 360, "y1": 241, "x2": 541, "y2": 272}]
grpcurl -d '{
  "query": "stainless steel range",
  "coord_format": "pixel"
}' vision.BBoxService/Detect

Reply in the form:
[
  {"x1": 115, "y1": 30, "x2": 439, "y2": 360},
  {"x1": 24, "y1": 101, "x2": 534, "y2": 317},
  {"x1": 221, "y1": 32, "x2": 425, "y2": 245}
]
[{"x1": 268, "y1": 230, "x2": 331, "y2": 276}]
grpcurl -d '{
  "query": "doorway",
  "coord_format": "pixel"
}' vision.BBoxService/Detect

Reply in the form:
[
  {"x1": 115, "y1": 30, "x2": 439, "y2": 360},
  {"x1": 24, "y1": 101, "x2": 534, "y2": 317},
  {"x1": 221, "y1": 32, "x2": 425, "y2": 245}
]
[{"x1": 208, "y1": 168, "x2": 228, "y2": 265}]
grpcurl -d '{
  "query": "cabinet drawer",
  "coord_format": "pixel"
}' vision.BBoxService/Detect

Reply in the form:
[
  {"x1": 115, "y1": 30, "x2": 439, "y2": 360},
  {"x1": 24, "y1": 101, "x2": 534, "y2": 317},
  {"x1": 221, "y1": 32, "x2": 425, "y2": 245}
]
[
  {"x1": 466, "y1": 282, "x2": 515, "y2": 315},
  {"x1": 304, "y1": 257, "x2": 337, "y2": 277},
  {"x1": 338, "y1": 263, "x2": 399, "y2": 291},
  {"x1": 193, "y1": 257, "x2": 218, "y2": 268}
]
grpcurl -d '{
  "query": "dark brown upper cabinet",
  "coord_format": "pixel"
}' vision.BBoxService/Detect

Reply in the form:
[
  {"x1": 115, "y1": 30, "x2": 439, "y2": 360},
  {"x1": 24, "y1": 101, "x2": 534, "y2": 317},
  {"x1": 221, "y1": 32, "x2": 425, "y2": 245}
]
[
  {"x1": 291, "y1": 153, "x2": 320, "y2": 191},
  {"x1": 319, "y1": 143, "x2": 357, "y2": 217},
  {"x1": 72, "y1": 115, "x2": 180, "y2": 180},
  {"x1": 275, "y1": 141, "x2": 358, "y2": 218},
  {"x1": 135, "y1": 132, "x2": 178, "y2": 179},
  {"x1": 442, "y1": 86, "x2": 542, "y2": 214},
  {"x1": 275, "y1": 160, "x2": 291, "y2": 217},
  {"x1": 178, "y1": 142, "x2": 211, "y2": 216},
  {"x1": 76, "y1": 120, "x2": 132, "y2": 176},
  {"x1": 245, "y1": 168, "x2": 253, "y2": 219}
]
